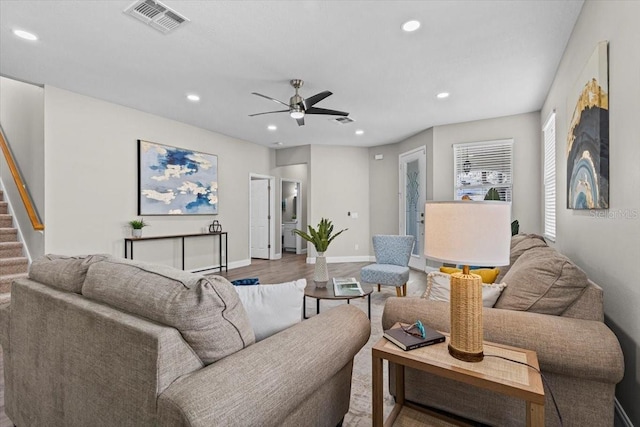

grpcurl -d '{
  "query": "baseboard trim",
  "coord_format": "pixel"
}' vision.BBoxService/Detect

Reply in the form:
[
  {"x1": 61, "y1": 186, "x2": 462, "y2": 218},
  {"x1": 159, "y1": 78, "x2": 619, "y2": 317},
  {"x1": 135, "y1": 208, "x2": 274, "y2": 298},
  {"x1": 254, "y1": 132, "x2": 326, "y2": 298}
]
[
  {"x1": 189, "y1": 259, "x2": 251, "y2": 273},
  {"x1": 615, "y1": 398, "x2": 633, "y2": 427},
  {"x1": 306, "y1": 255, "x2": 375, "y2": 264}
]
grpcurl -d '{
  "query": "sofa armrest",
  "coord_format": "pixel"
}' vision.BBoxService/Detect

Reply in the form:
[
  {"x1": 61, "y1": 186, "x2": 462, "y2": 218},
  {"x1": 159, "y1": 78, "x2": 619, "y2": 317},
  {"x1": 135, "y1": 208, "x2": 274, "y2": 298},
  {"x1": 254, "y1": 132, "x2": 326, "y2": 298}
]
[
  {"x1": 0, "y1": 303, "x2": 10, "y2": 350},
  {"x1": 157, "y1": 304, "x2": 370, "y2": 427},
  {"x1": 383, "y1": 297, "x2": 624, "y2": 384}
]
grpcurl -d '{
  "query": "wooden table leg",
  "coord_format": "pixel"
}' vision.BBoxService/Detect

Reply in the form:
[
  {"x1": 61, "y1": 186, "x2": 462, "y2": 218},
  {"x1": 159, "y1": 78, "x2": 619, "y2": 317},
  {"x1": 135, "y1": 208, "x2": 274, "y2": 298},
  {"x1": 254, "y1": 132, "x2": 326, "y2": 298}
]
[
  {"x1": 527, "y1": 401, "x2": 544, "y2": 426},
  {"x1": 372, "y1": 353, "x2": 383, "y2": 427},
  {"x1": 395, "y1": 363, "x2": 405, "y2": 406}
]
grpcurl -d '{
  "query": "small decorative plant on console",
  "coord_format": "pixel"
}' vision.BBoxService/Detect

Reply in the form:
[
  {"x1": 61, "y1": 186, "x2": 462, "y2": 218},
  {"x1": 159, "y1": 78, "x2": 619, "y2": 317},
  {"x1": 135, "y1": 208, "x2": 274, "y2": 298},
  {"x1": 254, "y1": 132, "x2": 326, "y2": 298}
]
[
  {"x1": 129, "y1": 218, "x2": 148, "y2": 238},
  {"x1": 294, "y1": 218, "x2": 347, "y2": 286}
]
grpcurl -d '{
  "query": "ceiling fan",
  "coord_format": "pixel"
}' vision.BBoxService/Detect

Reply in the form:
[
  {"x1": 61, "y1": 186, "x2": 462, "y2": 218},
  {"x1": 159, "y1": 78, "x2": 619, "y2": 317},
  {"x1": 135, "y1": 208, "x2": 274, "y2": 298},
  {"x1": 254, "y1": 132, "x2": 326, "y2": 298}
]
[{"x1": 249, "y1": 79, "x2": 349, "y2": 126}]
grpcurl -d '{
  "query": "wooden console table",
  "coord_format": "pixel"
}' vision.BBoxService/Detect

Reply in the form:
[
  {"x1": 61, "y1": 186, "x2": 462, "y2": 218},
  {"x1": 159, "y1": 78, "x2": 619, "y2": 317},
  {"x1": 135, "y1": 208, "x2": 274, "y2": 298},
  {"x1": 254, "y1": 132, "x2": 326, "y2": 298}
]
[{"x1": 124, "y1": 232, "x2": 228, "y2": 273}]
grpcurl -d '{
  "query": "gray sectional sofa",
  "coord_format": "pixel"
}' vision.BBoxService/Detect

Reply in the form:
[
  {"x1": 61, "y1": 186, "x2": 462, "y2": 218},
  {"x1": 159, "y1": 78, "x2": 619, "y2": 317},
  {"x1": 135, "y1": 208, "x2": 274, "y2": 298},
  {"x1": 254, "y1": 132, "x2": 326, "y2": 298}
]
[
  {"x1": 383, "y1": 234, "x2": 624, "y2": 427},
  {"x1": 0, "y1": 255, "x2": 371, "y2": 427}
]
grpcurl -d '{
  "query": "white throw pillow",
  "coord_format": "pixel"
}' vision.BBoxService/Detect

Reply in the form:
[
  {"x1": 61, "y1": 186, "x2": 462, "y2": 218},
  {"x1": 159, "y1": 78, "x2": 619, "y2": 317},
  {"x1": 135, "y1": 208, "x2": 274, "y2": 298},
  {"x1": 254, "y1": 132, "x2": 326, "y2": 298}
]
[
  {"x1": 422, "y1": 272, "x2": 506, "y2": 307},
  {"x1": 233, "y1": 278, "x2": 306, "y2": 341}
]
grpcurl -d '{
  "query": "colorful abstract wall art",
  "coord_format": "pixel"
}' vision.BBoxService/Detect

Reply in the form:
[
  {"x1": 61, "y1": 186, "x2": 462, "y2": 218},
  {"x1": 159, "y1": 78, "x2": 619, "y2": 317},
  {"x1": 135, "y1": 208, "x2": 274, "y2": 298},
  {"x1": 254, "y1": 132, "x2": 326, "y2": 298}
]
[
  {"x1": 138, "y1": 140, "x2": 218, "y2": 215},
  {"x1": 566, "y1": 41, "x2": 609, "y2": 209}
]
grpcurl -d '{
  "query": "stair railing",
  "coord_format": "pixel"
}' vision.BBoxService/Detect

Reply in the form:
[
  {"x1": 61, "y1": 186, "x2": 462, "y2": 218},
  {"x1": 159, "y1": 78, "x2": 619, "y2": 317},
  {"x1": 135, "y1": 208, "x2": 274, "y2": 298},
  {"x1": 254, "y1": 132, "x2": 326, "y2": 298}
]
[{"x1": 0, "y1": 125, "x2": 44, "y2": 230}]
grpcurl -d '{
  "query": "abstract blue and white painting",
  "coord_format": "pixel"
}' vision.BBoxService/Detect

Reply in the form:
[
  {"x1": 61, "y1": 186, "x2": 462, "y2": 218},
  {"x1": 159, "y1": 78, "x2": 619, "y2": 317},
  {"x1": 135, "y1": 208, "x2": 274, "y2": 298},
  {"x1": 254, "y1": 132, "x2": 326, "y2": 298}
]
[{"x1": 138, "y1": 140, "x2": 218, "y2": 215}]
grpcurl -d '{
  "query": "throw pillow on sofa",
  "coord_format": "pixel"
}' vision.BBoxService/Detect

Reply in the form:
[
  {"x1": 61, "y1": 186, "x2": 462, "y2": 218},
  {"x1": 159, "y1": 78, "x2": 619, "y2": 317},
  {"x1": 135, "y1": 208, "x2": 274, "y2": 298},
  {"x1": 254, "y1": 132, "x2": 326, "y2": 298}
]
[
  {"x1": 495, "y1": 233, "x2": 548, "y2": 283},
  {"x1": 82, "y1": 257, "x2": 255, "y2": 365},
  {"x1": 494, "y1": 246, "x2": 589, "y2": 315},
  {"x1": 423, "y1": 272, "x2": 506, "y2": 307},
  {"x1": 439, "y1": 267, "x2": 500, "y2": 284},
  {"x1": 233, "y1": 279, "x2": 306, "y2": 341}
]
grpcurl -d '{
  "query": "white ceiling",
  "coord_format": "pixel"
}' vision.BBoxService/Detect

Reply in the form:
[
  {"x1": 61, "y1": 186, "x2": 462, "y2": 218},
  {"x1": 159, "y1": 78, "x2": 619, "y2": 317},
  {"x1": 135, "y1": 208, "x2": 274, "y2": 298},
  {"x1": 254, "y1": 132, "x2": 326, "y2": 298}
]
[{"x1": 0, "y1": 0, "x2": 584, "y2": 149}]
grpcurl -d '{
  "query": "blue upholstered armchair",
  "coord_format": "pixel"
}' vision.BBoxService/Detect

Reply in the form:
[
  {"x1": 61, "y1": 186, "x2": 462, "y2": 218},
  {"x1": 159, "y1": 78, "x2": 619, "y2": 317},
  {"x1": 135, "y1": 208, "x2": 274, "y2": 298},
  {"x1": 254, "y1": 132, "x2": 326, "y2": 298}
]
[{"x1": 360, "y1": 235, "x2": 415, "y2": 296}]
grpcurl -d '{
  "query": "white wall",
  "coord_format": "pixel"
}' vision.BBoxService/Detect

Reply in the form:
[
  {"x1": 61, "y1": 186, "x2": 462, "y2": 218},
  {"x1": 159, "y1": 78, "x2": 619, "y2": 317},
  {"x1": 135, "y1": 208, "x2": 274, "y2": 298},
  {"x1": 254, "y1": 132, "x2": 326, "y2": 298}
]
[
  {"x1": 432, "y1": 112, "x2": 542, "y2": 234},
  {"x1": 541, "y1": 1, "x2": 640, "y2": 422},
  {"x1": 44, "y1": 86, "x2": 272, "y2": 270},
  {"x1": 0, "y1": 76, "x2": 45, "y2": 258},
  {"x1": 309, "y1": 145, "x2": 370, "y2": 261}
]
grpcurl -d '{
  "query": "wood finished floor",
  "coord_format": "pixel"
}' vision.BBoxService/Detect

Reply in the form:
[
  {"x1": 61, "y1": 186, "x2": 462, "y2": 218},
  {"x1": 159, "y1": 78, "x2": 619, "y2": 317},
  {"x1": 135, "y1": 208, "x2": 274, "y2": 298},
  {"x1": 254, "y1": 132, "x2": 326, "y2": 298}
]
[
  {"x1": 216, "y1": 251, "x2": 371, "y2": 285},
  {"x1": 0, "y1": 253, "x2": 370, "y2": 426}
]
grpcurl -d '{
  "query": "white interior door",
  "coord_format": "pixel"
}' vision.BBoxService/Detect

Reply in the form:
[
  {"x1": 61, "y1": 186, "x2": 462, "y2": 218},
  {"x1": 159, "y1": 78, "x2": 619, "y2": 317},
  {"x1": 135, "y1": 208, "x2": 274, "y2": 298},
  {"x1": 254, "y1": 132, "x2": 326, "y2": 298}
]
[
  {"x1": 250, "y1": 179, "x2": 270, "y2": 259},
  {"x1": 399, "y1": 146, "x2": 427, "y2": 270}
]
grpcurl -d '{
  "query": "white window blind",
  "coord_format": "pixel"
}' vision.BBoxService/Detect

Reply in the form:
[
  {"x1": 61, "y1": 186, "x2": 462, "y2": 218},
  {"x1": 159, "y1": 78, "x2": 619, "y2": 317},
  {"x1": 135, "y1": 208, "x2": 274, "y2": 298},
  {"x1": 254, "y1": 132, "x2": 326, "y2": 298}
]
[
  {"x1": 453, "y1": 139, "x2": 513, "y2": 202},
  {"x1": 543, "y1": 112, "x2": 556, "y2": 241}
]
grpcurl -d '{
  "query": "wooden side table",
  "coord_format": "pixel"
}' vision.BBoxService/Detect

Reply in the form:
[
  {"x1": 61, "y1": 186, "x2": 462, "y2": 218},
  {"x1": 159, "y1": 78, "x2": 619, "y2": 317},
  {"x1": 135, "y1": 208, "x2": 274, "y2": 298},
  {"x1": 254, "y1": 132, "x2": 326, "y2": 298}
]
[{"x1": 372, "y1": 328, "x2": 545, "y2": 427}]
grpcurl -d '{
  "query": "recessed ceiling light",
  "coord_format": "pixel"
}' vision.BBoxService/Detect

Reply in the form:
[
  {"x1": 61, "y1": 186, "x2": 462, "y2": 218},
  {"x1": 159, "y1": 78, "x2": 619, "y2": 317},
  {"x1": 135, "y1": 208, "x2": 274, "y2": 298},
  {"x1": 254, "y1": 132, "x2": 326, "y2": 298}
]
[
  {"x1": 436, "y1": 92, "x2": 450, "y2": 99},
  {"x1": 274, "y1": 142, "x2": 284, "y2": 146},
  {"x1": 186, "y1": 94, "x2": 200, "y2": 102},
  {"x1": 13, "y1": 29, "x2": 38, "y2": 41},
  {"x1": 267, "y1": 125, "x2": 277, "y2": 131},
  {"x1": 401, "y1": 20, "x2": 421, "y2": 32},
  {"x1": 355, "y1": 129, "x2": 364, "y2": 135}
]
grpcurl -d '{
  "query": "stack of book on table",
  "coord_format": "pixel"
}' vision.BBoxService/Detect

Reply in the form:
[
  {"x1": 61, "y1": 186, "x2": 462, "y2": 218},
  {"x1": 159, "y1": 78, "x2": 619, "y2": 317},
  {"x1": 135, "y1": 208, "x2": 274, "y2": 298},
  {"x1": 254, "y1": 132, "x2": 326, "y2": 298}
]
[
  {"x1": 383, "y1": 323, "x2": 446, "y2": 351},
  {"x1": 332, "y1": 277, "x2": 365, "y2": 297}
]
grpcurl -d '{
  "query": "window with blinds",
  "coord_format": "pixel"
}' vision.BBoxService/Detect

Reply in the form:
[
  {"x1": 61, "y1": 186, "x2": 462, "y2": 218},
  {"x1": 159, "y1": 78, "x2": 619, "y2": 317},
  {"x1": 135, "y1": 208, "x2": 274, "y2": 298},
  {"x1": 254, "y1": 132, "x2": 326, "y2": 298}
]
[
  {"x1": 543, "y1": 112, "x2": 556, "y2": 241},
  {"x1": 453, "y1": 139, "x2": 513, "y2": 201}
]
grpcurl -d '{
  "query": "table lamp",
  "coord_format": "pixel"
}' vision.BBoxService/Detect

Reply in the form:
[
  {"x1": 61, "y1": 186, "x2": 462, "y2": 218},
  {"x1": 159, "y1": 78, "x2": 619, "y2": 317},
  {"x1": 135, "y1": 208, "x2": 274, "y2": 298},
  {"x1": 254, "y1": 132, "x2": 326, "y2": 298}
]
[{"x1": 424, "y1": 201, "x2": 511, "y2": 362}]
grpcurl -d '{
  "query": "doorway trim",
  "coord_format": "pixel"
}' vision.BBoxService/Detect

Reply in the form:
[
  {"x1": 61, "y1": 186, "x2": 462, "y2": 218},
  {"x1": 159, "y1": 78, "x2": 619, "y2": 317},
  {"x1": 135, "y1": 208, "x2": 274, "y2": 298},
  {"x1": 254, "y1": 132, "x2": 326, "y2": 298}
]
[
  {"x1": 249, "y1": 173, "x2": 276, "y2": 261},
  {"x1": 280, "y1": 178, "x2": 303, "y2": 255},
  {"x1": 399, "y1": 146, "x2": 427, "y2": 270}
]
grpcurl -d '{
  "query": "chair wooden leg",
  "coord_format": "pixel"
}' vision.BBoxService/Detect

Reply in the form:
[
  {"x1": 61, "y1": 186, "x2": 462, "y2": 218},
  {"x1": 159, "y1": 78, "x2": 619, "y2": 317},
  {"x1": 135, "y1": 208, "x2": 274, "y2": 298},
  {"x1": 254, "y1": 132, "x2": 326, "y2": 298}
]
[
  {"x1": 403, "y1": 283, "x2": 407, "y2": 296},
  {"x1": 378, "y1": 284, "x2": 381, "y2": 292},
  {"x1": 396, "y1": 286, "x2": 402, "y2": 297}
]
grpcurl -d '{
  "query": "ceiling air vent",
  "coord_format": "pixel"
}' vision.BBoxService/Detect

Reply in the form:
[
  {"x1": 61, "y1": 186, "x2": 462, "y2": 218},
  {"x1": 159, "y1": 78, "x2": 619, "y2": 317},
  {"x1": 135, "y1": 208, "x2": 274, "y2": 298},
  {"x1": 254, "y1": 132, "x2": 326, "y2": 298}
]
[
  {"x1": 331, "y1": 116, "x2": 355, "y2": 124},
  {"x1": 124, "y1": 0, "x2": 189, "y2": 34}
]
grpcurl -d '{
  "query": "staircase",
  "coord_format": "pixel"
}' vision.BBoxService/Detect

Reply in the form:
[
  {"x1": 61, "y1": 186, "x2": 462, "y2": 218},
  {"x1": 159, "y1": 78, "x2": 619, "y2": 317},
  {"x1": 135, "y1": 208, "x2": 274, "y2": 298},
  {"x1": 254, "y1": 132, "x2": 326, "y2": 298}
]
[{"x1": 0, "y1": 189, "x2": 28, "y2": 303}]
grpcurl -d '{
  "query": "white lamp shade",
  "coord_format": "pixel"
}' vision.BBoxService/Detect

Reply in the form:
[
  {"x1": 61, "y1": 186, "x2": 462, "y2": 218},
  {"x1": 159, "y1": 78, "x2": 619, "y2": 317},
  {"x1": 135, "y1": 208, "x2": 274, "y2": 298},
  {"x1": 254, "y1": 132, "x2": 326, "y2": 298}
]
[{"x1": 424, "y1": 201, "x2": 511, "y2": 266}]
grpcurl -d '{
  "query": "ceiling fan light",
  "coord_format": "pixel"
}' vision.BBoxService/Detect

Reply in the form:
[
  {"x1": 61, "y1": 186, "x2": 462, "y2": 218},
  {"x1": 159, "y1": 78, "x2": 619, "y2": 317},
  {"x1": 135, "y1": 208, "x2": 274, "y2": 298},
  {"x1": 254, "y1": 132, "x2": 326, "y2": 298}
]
[{"x1": 290, "y1": 110, "x2": 305, "y2": 119}]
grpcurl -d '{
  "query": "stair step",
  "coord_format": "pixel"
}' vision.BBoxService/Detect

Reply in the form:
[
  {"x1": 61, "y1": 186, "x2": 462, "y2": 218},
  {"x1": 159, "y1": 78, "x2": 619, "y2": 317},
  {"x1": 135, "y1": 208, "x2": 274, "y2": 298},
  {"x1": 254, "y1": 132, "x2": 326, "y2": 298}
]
[
  {"x1": 0, "y1": 242, "x2": 23, "y2": 258},
  {"x1": 0, "y1": 272, "x2": 27, "y2": 293},
  {"x1": 0, "y1": 257, "x2": 28, "y2": 275},
  {"x1": 0, "y1": 201, "x2": 7, "y2": 215},
  {"x1": 0, "y1": 228, "x2": 18, "y2": 243},
  {"x1": 0, "y1": 292, "x2": 10, "y2": 306},
  {"x1": 0, "y1": 214, "x2": 12, "y2": 228}
]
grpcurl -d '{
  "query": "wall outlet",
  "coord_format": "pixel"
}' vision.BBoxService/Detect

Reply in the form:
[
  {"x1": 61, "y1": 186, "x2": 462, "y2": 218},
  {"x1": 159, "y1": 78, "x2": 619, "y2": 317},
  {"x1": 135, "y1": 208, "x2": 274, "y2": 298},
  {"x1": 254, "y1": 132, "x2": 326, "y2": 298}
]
[
  {"x1": 355, "y1": 244, "x2": 359, "y2": 250},
  {"x1": 351, "y1": 212, "x2": 358, "y2": 219}
]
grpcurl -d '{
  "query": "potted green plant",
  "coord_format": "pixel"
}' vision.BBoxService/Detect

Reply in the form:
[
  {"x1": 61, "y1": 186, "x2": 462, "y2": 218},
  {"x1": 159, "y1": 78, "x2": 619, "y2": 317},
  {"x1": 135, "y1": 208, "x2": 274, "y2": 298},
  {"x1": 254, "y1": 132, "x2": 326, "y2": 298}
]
[
  {"x1": 294, "y1": 218, "x2": 347, "y2": 286},
  {"x1": 484, "y1": 188, "x2": 519, "y2": 235},
  {"x1": 129, "y1": 218, "x2": 148, "y2": 238}
]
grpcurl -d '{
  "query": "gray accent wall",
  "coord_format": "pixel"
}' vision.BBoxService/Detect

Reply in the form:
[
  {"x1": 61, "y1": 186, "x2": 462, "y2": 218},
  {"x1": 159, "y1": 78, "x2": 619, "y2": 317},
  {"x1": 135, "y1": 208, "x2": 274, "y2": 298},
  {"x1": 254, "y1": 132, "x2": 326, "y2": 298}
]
[
  {"x1": 43, "y1": 86, "x2": 272, "y2": 269},
  {"x1": 541, "y1": 1, "x2": 640, "y2": 423}
]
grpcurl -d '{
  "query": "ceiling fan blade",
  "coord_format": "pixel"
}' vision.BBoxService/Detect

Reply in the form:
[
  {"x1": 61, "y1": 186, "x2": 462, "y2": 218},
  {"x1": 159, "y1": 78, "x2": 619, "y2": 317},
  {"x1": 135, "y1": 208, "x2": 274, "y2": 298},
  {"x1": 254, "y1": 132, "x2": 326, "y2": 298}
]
[
  {"x1": 305, "y1": 107, "x2": 349, "y2": 116},
  {"x1": 296, "y1": 116, "x2": 305, "y2": 126},
  {"x1": 303, "y1": 91, "x2": 332, "y2": 109},
  {"x1": 248, "y1": 109, "x2": 289, "y2": 117},
  {"x1": 251, "y1": 92, "x2": 290, "y2": 108}
]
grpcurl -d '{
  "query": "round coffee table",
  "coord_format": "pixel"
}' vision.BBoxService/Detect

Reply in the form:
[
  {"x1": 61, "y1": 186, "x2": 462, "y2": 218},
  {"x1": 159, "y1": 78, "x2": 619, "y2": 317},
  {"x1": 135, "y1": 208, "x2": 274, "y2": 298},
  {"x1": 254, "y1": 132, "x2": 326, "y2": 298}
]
[{"x1": 303, "y1": 282, "x2": 374, "y2": 319}]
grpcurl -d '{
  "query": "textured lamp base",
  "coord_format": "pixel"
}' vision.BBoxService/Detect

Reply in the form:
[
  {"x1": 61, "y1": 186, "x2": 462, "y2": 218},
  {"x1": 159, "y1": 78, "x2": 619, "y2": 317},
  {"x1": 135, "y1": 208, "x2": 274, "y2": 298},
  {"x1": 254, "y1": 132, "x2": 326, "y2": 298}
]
[{"x1": 449, "y1": 270, "x2": 484, "y2": 362}]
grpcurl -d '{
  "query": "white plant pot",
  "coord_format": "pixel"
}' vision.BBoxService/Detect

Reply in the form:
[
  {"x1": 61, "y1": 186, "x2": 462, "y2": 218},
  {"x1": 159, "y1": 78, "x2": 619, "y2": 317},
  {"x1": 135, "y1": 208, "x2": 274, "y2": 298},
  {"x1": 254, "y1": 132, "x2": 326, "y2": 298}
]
[
  {"x1": 314, "y1": 253, "x2": 329, "y2": 287},
  {"x1": 132, "y1": 229, "x2": 142, "y2": 238}
]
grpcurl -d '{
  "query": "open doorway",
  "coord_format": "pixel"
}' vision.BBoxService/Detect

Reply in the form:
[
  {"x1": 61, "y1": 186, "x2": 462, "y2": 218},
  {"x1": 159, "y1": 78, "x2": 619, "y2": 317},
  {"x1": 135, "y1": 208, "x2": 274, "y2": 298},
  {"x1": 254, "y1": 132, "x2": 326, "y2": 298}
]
[
  {"x1": 281, "y1": 179, "x2": 302, "y2": 255},
  {"x1": 249, "y1": 174, "x2": 276, "y2": 260}
]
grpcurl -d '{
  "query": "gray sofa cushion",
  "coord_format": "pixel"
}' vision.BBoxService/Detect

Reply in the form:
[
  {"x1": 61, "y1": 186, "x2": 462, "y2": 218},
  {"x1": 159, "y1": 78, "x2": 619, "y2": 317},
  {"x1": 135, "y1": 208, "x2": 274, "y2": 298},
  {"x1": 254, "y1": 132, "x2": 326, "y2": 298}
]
[
  {"x1": 495, "y1": 246, "x2": 589, "y2": 315},
  {"x1": 82, "y1": 257, "x2": 255, "y2": 364},
  {"x1": 496, "y1": 234, "x2": 548, "y2": 283},
  {"x1": 28, "y1": 254, "x2": 110, "y2": 293}
]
